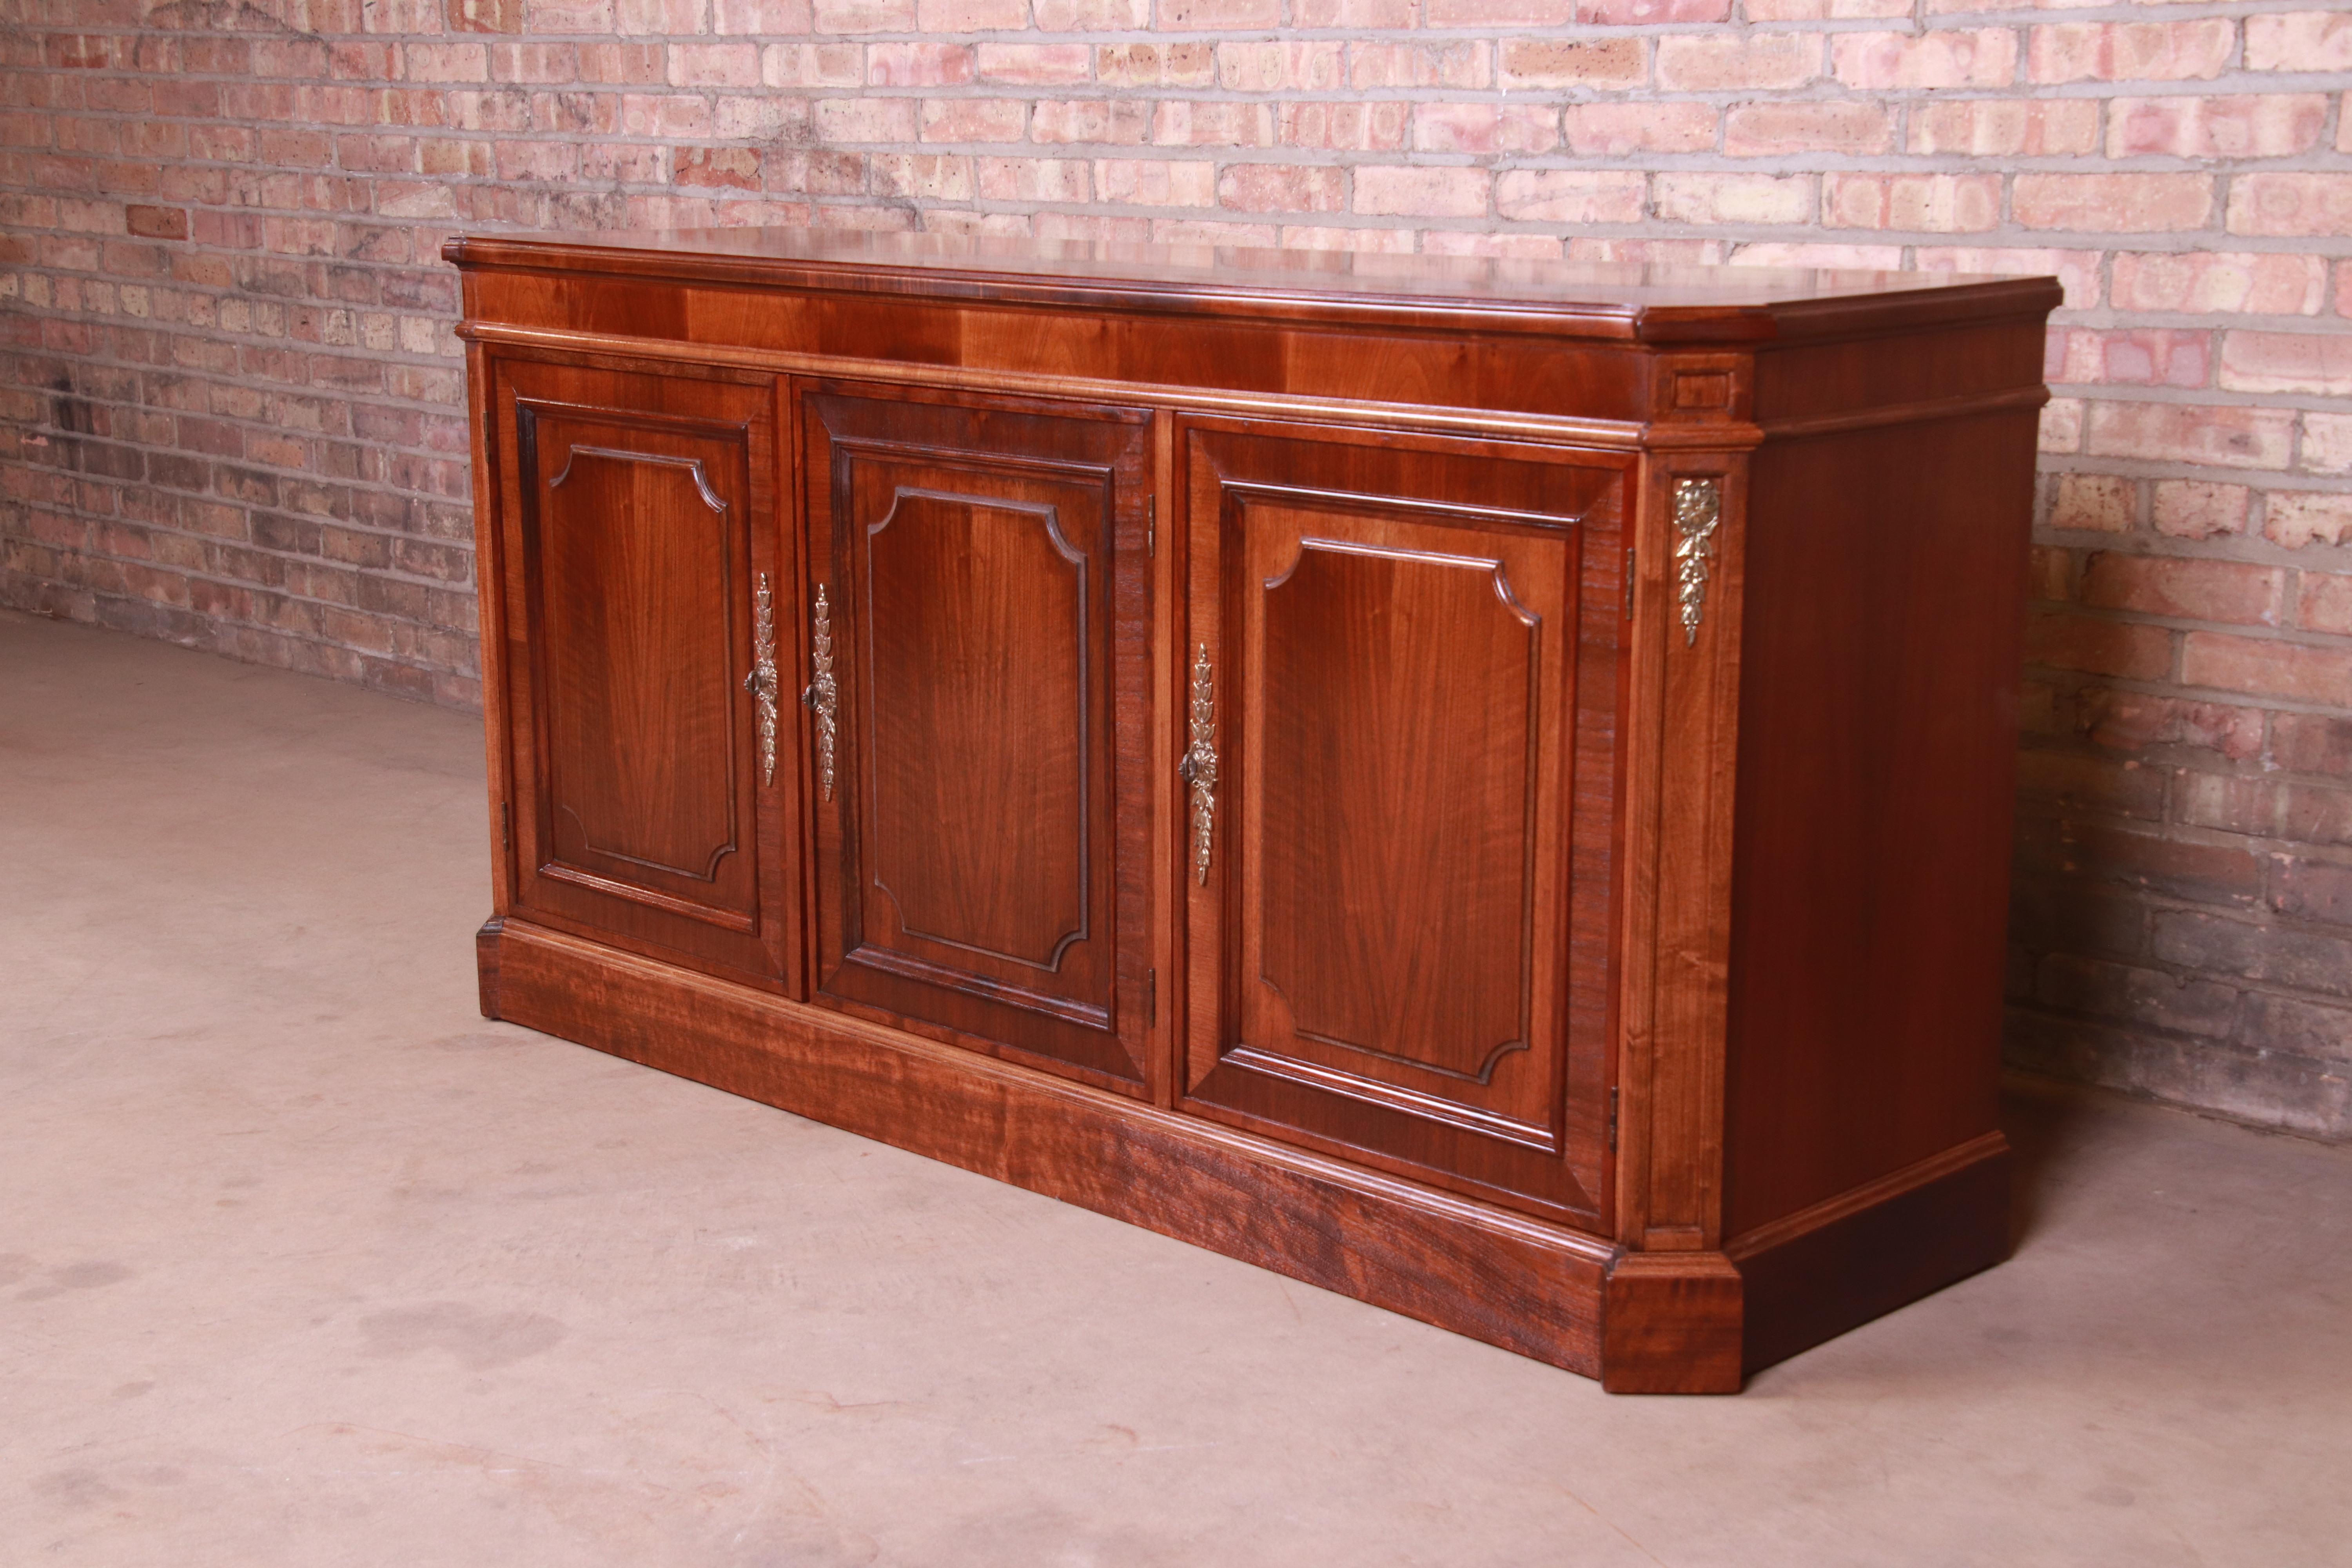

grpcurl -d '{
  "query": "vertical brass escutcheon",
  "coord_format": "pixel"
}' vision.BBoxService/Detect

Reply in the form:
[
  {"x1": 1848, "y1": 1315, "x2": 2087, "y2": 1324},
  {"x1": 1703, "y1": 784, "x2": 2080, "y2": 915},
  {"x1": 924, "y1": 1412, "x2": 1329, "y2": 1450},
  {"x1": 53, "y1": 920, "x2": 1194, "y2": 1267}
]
[
  {"x1": 1178, "y1": 643, "x2": 1218, "y2": 885},
  {"x1": 744, "y1": 572, "x2": 779, "y2": 788},
  {"x1": 804, "y1": 583, "x2": 838, "y2": 802},
  {"x1": 1672, "y1": 477, "x2": 1722, "y2": 647}
]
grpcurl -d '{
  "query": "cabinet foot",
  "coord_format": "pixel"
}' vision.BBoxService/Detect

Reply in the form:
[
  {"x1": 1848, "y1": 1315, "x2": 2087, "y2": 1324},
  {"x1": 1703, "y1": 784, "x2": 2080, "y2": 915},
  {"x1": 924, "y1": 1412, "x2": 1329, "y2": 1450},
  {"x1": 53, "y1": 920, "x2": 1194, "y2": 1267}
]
[
  {"x1": 1600, "y1": 1252, "x2": 1745, "y2": 1394},
  {"x1": 475, "y1": 916, "x2": 505, "y2": 1020}
]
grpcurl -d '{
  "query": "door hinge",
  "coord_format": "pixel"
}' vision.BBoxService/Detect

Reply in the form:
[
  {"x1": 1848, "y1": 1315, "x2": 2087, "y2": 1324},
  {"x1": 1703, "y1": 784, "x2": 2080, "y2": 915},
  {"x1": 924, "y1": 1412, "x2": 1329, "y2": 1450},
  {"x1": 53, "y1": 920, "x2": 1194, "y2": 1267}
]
[
  {"x1": 1145, "y1": 967, "x2": 1157, "y2": 1027},
  {"x1": 499, "y1": 800, "x2": 510, "y2": 850},
  {"x1": 1147, "y1": 495, "x2": 1156, "y2": 557},
  {"x1": 1608, "y1": 1086, "x2": 1620, "y2": 1152},
  {"x1": 1624, "y1": 547, "x2": 1637, "y2": 621}
]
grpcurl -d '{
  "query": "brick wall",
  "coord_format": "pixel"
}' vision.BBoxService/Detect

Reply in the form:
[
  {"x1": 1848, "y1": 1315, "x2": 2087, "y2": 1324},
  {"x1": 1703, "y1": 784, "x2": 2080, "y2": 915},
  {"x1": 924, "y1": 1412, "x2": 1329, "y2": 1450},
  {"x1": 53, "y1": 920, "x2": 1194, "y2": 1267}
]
[{"x1": 3, "y1": 0, "x2": 2348, "y2": 1135}]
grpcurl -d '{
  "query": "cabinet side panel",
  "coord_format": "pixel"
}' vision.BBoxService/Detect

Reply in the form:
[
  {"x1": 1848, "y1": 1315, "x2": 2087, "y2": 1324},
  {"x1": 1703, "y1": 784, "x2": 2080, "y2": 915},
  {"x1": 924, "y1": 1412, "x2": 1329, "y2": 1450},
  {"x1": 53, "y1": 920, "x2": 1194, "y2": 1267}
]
[{"x1": 1724, "y1": 406, "x2": 2038, "y2": 1241}]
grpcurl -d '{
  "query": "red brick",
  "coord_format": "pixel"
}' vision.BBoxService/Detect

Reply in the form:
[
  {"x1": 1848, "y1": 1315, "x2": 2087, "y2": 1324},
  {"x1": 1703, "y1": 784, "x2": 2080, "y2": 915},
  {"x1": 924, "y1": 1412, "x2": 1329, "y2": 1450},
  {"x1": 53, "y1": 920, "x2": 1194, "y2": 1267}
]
[
  {"x1": 1152, "y1": 102, "x2": 1276, "y2": 149},
  {"x1": 1655, "y1": 172, "x2": 1811, "y2": 226},
  {"x1": 2053, "y1": 328, "x2": 2211, "y2": 390},
  {"x1": 2305, "y1": 414, "x2": 2352, "y2": 477},
  {"x1": 2295, "y1": 574, "x2": 2352, "y2": 638},
  {"x1": 1561, "y1": 103, "x2": 1716, "y2": 156},
  {"x1": 2229, "y1": 175, "x2": 2352, "y2": 239},
  {"x1": 1411, "y1": 103, "x2": 1560, "y2": 156},
  {"x1": 2087, "y1": 402, "x2": 2296, "y2": 472},
  {"x1": 1726, "y1": 103, "x2": 1892, "y2": 159},
  {"x1": 449, "y1": 0, "x2": 528, "y2": 29},
  {"x1": 123, "y1": 205, "x2": 188, "y2": 241},
  {"x1": 1158, "y1": 0, "x2": 1280, "y2": 25},
  {"x1": 2267, "y1": 493, "x2": 2352, "y2": 551},
  {"x1": 867, "y1": 43, "x2": 971, "y2": 87},
  {"x1": 1348, "y1": 42, "x2": 1490, "y2": 90},
  {"x1": 2244, "y1": 12, "x2": 2352, "y2": 74},
  {"x1": 1218, "y1": 41, "x2": 1345, "y2": 93},
  {"x1": 1093, "y1": 158, "x2": 1213, "y2": 207},
  {"x1": 1494, "y1": 170, "x2": 1646, "y2": 225},
  {"x1": 2276, "y1": 715, "x2": 2352, "y2": 780},
  {"x1": 1031, "y1": 101, "x2": 1150, "y2": 146},
  {"x1": 1653, "y1": 33, "x2": 1816, "y2": 92},
  {"x1": 2077, "y1": 691, "x2": 2263, "y2": 762},
  {"x1": 975, "y1": 156, "x2": 1087, "y2": 203},
  {"x1": 1824, "y1": 172, "x2": 1998, "y2": 232},
  {"x1": 2022, "y1": 609, "x2": 2172, "y2": 680},
  {"x1": 2019, "y1": 750, "x2": 2168, "y2": 821},
  {"x1": 673, "y1": 146, "x2": 760, "y2": 191},
  {"x1": 2014, "y1": 173, "x2": 2213, "y2": 234},
  {"x1": 2181, "y1": 633, "x2": 2352, "y2": 704},
  {"x1": 2056, "y1": 821, "x2": 2263, "y2": 906},
  {"x1": 2110, "y1": 251, "x2": 2327, "y2": 317},
  {"x1": 2051, "y1": 473, "x2": 2136, "y2": 534},
  {"x1": 2152, "y1": 481, "x2": 2250, "y2": 541},
  {"x1": 1909, "y1": 99, "x2": 2100, "y2": 158},
  {"x1": 1353, "y1": 166, "x2": 1490, "y2": 220},
  {"x1": 1095, "y1": 43, "x2": 1215, "y2": 88},
  {"x1": 2079, "y1": 554, "x2": 2284, "y2": 628},
  {"x1": 2220, "y1": 332, "x2": 2352, "y2": 397},
  {"x1": 918, "y1": 0, "x2": 1027, "y2": 25},
  {"x1": 2109, "y1": 96, "x2": 2330, "y2": 160},
  {"x1": 1832, "y1": 29, "x2": 2016, "y2": 89},
  {"x1": 2029, "y1": 21, "x2": 2234, "y2": 85},
  {"x1": 2274, "y1": 858, "x2": 2352, "y2": 929},
  {"x1": 1216, "y1": 164, "x2": 1344, "y2": 214},
  {"x1": 2035, "y1": 955, "x2": 2239, "y2": 1039},
  {"x1": 1497, "y1": 39, "x2": 1645, "y2": 91},
  {"x1": 1582, "y1": 0, "x2": 1726, "y2": 19},
  {"x1": 975, "y1": 44, "x2": 1091, "y2": 85}
]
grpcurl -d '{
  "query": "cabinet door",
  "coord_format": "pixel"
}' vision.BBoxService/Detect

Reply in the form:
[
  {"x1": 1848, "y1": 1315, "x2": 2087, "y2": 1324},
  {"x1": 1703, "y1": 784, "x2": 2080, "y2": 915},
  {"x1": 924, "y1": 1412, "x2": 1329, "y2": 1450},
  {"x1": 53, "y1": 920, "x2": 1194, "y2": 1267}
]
[
  {"x1": 490, "y1": 358, "x2": 794, "y2": 988},
  {"x1": 1180, "y1": 419, "x2": 1627, "y2": 1223},
  {"x1": 802, "y1": 385, "x2": 1154, "y2": 1091}
]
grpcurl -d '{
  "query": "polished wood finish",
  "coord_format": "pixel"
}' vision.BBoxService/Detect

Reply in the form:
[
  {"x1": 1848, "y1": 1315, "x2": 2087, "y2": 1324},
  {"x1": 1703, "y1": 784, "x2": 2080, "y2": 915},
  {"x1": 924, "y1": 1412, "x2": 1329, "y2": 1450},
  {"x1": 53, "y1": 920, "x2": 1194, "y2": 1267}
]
[
  {"x1": 1179, "y1": 420, "x2": 1623, "y2": 1223},
  {"x1": 802, "y1": 385, "x2": 1154, "y2": 1089},
  {"x1": 449, "y1": 229, "x2": 2060, "y2": 1393},
  {"x1": 483, "y1": 357, "x2": 794, "y2": 989}
]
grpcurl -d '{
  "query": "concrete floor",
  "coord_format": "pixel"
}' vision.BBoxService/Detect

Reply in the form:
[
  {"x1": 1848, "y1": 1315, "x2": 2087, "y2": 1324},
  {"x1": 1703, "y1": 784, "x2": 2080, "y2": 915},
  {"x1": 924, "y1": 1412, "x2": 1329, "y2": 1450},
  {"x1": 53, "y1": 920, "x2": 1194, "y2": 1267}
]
[{"x1": 2, "y1": 606, "x2": 2348, "y2": 1568}]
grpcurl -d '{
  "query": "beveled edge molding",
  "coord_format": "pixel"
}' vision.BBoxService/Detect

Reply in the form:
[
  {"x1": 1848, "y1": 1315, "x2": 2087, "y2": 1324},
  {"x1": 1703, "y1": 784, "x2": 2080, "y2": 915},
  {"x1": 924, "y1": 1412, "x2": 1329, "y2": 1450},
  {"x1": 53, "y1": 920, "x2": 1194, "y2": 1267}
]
[
  {"x1": 1722, "y1": 1128, "x2": 2012, "y2": 1263},
  {"x1": 457, "y1": 322, "x2": 1658, "y2": 451},
  {"x1": 1757, "y1": 383, "x2": 2051, "y2": 442}
]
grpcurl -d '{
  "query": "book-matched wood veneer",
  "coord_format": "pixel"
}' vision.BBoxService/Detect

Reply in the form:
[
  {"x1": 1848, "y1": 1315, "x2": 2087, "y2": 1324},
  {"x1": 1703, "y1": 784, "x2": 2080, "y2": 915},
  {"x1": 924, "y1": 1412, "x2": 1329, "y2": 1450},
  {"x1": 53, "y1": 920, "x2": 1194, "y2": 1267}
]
[{"x1": 450, "y1": 229, "x2": 2059, "y2": 1393}]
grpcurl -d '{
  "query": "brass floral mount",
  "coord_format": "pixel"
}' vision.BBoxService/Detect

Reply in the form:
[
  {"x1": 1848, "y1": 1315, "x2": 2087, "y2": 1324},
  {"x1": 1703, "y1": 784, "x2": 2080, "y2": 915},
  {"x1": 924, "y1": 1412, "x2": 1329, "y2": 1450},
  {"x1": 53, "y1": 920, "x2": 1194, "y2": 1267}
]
[
  {"x1": 743, "y1": 572, "x2": 778, "y2": 787},
  {"x1": 804, "y1": 582, "x2": 838, "y2": 801},
  {"x1": 1177, "y1": 643, "x2": 1218, "y2": 884},
  {"x1": 1672, "y1": 477, "x2": 1722, "y2": 647}
]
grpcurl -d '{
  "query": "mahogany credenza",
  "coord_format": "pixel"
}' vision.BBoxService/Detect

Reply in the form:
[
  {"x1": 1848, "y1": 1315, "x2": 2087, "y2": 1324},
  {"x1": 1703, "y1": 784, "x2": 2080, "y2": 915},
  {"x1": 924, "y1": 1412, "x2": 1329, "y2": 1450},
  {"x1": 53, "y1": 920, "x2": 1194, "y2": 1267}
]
[{"x1": 446, "y1": 230, "x2": 2060, "y2": 1393}]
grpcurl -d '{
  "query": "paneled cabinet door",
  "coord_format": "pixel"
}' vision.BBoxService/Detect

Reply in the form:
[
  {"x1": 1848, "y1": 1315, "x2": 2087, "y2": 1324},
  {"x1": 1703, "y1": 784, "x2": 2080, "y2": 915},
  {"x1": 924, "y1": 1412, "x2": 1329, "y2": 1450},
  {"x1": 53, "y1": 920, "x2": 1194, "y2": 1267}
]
[
  {"x1": 801, "y1": 385, "x2": 1154, "y2": 1092},
  {"x1": 490, "y1": 357, "x2": 794, "y2": 989},
  {"x1": 1179, "y1": 419, "x2": 1628, "y2": 1224}
]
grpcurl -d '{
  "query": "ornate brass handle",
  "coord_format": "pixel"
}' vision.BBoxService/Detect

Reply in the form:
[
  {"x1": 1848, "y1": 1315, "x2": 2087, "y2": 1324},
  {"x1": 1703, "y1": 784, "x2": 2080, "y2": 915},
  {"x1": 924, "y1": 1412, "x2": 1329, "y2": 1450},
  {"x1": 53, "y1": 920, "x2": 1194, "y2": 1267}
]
[
  {"x1": 802, "y1": 583, "x2": 838, "y2": 802},
  {"x1": 743, "y1": 573, "x2": 778, "y2": 787},
  {"x1": 1177, "y1": 643, "x2": 1217, "y2": 884}
]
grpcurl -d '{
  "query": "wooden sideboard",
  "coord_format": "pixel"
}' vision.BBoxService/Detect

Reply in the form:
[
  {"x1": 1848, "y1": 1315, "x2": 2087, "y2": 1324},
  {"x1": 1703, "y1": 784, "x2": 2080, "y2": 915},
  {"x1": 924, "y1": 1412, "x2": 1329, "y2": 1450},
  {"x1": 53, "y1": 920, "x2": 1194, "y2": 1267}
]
[{"x1": 446, "y1": 230, "x2": 2059, "y2": 1393}]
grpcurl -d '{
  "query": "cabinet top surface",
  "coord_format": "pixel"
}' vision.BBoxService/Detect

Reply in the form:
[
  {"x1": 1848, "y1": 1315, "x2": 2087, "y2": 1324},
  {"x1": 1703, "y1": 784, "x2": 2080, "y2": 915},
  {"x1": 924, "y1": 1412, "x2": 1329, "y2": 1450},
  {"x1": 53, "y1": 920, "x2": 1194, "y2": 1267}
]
[{"x1": 445, "y1": 227, "x2": 2059, "y2": 342}]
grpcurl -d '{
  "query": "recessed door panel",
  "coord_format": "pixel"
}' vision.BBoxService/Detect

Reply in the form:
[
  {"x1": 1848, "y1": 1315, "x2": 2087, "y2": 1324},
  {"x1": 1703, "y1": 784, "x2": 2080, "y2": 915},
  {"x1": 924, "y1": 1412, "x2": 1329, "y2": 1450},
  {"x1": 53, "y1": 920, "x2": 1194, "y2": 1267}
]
[
  {"x1": 1257, "y1": 534, "x2": 1543, "y2": 1100},
  {"x1": 804, "y1": 385, "x2": 1153, "y2": 1091},
  {"x1": 1183, "y1": 420, "x2": 1628, "y2": 1223},
  {"x1": 492, "y1": 358, "x2": 793, "y2": 988}
]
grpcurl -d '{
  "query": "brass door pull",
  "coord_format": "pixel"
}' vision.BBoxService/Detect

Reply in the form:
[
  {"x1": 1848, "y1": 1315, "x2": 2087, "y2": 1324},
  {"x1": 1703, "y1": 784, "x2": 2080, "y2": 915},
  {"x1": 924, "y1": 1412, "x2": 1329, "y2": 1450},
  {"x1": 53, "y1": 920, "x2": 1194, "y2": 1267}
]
[
  {"x1": 1179, "y1": 643, "x2": 1217, "y2": 884},
  {"x1": 744, "y1": 573, "x2": 778, "y2": 787},
  {"x1": 804, "y1": 583, "x2": 838, "y2": 801}
]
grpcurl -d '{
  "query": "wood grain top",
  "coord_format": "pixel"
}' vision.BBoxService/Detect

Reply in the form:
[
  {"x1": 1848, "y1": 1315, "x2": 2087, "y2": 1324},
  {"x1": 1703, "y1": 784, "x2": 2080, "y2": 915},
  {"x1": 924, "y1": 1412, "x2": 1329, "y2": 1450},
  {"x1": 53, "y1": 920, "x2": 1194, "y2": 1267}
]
[{"x1": 443, "y1": 227, "x2": 2061, "y2": 345}]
